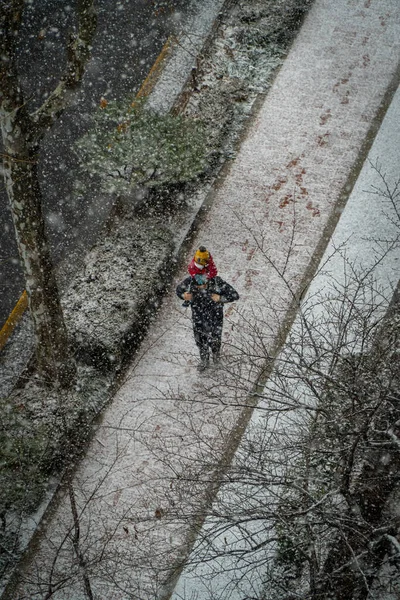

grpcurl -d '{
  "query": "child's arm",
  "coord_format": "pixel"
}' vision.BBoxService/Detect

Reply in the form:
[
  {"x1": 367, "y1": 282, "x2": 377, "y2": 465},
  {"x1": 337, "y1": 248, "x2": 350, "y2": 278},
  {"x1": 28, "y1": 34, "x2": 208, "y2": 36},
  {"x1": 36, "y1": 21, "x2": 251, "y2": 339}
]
[{"x1": 207, "y1": 255, "x2": 218, "y2": 279}]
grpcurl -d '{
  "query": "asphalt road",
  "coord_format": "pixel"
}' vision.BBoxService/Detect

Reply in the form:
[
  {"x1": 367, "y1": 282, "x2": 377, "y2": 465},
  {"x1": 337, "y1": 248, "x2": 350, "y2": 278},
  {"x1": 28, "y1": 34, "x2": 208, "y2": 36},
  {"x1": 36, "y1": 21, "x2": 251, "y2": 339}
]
[{"x1": 0, "y1": 0, "x2": 191, "y2": 328}]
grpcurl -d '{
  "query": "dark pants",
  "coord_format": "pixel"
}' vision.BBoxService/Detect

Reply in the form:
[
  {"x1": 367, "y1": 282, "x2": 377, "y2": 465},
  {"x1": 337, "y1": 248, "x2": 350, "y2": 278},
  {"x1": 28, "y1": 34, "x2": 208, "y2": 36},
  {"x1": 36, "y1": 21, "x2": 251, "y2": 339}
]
[{"x1": 193, "y1": 321, "x2": 222, "y2": 362}]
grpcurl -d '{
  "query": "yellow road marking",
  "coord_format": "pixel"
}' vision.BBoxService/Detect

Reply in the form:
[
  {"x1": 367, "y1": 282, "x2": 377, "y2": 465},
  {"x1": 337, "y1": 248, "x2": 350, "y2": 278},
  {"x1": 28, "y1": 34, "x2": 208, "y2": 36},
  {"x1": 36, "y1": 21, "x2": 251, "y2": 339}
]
[
  {"x1": 0, "y1": 36, "x2": 175, "y2": 351},
  {"x1": 135, "y1": 36, "x2": 174, "y2": 101},
  {"x1": 0, "y1": 290, "x2": 28, "y2": 351}
]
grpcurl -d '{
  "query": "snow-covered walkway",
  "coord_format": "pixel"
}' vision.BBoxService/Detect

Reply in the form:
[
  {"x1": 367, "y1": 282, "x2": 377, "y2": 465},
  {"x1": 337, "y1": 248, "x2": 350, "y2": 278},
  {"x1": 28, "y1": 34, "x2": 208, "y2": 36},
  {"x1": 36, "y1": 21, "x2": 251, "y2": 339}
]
[
  {"x1": 14, "y1": 0, "x2": 400, "y2": 598},
  {"x1": 171, "y1": 75, "x2": 400, "y2": 600}
]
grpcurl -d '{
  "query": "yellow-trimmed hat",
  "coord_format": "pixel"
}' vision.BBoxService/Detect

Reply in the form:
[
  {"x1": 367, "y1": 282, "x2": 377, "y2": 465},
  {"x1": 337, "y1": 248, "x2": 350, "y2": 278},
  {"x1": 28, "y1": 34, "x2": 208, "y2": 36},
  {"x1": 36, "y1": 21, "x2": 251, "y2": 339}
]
[{"x1": 194, "y1": 246, "x2": 210, "y2": 266}]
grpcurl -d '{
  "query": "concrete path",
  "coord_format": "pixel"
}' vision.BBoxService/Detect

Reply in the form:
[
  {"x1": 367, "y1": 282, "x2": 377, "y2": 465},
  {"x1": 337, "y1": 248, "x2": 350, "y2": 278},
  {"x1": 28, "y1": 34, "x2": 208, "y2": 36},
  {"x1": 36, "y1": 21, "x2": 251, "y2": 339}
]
[
  {"x1": 13, "y1": 0, "x2": 400, "y2": 598},
  {"x1": 171, "y1": 77, "x2": 400, "y2": 600}
]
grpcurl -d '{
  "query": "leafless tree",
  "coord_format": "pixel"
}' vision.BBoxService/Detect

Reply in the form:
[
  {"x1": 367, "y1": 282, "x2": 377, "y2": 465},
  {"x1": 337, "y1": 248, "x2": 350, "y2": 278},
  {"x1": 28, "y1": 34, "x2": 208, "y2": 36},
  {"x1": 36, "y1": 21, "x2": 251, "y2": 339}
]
[{"x1": 150, "y1": 171, "x2": 400, "y2": 600}]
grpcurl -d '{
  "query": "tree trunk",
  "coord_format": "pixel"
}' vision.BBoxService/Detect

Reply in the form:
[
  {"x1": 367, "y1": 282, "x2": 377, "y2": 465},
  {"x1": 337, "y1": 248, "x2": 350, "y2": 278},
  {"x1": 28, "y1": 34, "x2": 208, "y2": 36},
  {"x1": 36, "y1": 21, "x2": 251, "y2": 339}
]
[
  {"x1": 0, "y1": 0, "x2": 97, "y2": 387},
  {"x1": 2, "y1": 132, "x2": 75, "y2": 387}
]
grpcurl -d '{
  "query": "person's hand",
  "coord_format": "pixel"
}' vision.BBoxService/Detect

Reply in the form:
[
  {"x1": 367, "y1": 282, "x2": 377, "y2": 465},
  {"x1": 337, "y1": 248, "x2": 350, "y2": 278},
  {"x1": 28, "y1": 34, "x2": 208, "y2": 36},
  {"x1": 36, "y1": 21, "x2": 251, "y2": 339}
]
[
  {"x1": 183, "y1": 292, "x2": 193, "y2": 301},
  {"x1": 211, "y1": 294, "x2": 221, "y2": 302}
]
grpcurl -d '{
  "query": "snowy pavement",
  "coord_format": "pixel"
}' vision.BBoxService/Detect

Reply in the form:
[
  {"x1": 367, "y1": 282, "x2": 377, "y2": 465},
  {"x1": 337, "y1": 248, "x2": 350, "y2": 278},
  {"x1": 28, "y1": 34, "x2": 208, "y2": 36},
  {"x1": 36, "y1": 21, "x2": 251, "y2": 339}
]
[
  {"x1": 13, "y1": 0, "x2": 400, "y2": 598},
  {"x1": 171, "y1": 72, "x2": 400, "y2": 600}
]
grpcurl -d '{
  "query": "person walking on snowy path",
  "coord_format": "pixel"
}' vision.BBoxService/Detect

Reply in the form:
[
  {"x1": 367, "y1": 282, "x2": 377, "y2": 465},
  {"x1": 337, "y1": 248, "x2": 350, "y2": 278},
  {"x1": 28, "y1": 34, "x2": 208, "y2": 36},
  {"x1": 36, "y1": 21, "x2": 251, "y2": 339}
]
[{"x1": 176, "y1": 273, "x2": 239, "y2": 371}]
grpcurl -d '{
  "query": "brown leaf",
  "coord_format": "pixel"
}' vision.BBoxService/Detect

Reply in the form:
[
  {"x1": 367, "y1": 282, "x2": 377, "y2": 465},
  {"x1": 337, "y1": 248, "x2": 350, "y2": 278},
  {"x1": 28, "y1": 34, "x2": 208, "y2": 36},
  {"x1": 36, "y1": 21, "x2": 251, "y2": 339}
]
[{"x1": 155, "y1": 508, "x2": 164, "y2": 519}]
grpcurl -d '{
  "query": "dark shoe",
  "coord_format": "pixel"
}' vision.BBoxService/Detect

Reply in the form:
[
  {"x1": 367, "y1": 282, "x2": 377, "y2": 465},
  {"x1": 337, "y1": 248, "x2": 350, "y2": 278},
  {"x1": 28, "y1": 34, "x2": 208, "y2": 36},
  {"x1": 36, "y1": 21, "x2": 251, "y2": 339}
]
[
  {"x1": 212, "y1": 351, "x2": 220, "y2": 364},
  {"x1": 197, "y1": 358, "x2": 209, "y2": 372}
]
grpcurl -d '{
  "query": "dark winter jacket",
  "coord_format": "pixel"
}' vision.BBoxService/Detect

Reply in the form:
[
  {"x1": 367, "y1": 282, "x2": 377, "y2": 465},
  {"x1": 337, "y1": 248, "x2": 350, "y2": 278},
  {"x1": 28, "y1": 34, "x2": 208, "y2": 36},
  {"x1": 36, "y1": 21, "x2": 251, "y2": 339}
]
[{"x1": 176, "y1": 276, "x2": 239, "y2": 330}]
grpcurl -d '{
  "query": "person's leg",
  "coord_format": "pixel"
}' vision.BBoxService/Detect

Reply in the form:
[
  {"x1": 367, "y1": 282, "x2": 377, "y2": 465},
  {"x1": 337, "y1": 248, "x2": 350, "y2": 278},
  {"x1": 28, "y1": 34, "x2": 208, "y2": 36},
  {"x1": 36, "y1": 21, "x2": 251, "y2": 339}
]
[
  {"x1": 193, "y1": 323, "x2": 210, "y2": 370},
  {"x1": 209, "y1": 324, "x2": 222, "y2": 363}
]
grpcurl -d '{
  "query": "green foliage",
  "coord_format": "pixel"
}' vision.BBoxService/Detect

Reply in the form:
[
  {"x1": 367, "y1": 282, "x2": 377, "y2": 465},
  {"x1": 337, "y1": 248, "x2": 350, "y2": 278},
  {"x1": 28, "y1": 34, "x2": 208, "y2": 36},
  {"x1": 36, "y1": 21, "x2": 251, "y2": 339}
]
[
  {"x1": 75, "y1": 99, "x2": 208, "y2": 195},
  {"x1": 0, "y1": 398, "x2": 53, "y2": 577},
  {"x1": 0, "y1": 400, "x2": 52, "y2": 516},
  {"x1": 0, "y1": 371, "x2": 109, "y2": 579}
]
